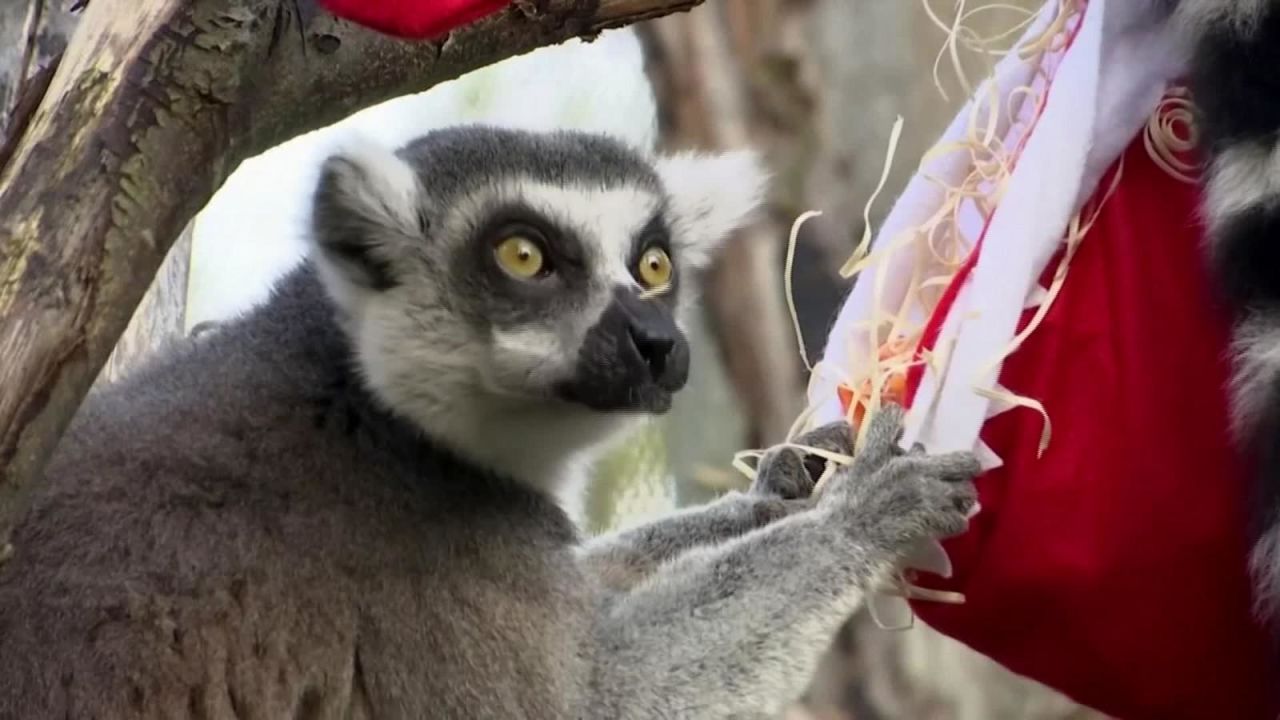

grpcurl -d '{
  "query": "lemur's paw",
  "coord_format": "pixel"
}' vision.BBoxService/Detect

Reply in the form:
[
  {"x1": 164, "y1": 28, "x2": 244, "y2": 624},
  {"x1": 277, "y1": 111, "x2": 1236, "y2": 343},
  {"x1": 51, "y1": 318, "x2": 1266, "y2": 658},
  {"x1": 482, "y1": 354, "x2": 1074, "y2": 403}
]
[
  {"x1": 819, "y1": 405, "x2": 980, "y2": 560},
  {"x1": 750, "y1": 421, "x2": 854, "y2": 500}
]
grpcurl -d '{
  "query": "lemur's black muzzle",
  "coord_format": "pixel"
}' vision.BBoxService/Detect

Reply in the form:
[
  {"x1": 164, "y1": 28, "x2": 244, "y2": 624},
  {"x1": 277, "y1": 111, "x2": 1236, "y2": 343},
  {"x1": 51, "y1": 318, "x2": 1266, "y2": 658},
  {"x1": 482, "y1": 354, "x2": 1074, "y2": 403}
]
[{"x1": 555, "y1": 287, "x2": 690, "y2": 413}]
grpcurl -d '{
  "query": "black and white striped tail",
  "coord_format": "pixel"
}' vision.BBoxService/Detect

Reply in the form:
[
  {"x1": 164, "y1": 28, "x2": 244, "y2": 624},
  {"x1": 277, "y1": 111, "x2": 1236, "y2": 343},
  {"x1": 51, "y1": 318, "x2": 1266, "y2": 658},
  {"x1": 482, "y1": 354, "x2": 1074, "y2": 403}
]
[{"x1": 1180, "y1": 0, "x2": 1280, "y2": 626}]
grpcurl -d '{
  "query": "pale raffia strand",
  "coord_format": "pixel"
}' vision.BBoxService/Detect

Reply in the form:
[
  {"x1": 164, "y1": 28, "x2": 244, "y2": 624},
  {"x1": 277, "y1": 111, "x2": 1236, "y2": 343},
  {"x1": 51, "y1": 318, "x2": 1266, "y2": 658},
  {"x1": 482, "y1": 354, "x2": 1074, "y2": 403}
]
[
  {"x1": 730, "y1": 0, "x2": 1091, "y2": 625},
  {"x1": 1144, "y1": 85, "x2": 1201, "y2": 184}
]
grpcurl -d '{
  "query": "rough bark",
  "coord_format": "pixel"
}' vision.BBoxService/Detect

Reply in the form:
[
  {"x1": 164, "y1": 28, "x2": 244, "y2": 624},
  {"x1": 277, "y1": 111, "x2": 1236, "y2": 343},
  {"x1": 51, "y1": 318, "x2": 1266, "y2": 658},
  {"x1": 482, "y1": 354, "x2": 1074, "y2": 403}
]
[
  {"x1": 0, "y1": 0, "x2": 77, "y2": 136},
  {"x1": 96, "y1": 222, "x2": 192, "y2": 384},
  {"x1": 0, "y1": 0, "x2": 703, "y2": 542},
  {"x1": 2, "y1": 2, "x2": 193, "y2": 394}
]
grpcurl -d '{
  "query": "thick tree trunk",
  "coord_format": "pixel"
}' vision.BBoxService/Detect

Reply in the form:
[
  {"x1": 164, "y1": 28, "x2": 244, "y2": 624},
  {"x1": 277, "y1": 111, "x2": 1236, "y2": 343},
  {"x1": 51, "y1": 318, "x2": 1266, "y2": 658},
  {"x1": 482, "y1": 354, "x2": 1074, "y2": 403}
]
[
  {"x1": 0, "y1": 0, "x2": 702, "y2": 543},
  {"x1": 3, "y1": 1, "x2": 195, "y2": 400}
]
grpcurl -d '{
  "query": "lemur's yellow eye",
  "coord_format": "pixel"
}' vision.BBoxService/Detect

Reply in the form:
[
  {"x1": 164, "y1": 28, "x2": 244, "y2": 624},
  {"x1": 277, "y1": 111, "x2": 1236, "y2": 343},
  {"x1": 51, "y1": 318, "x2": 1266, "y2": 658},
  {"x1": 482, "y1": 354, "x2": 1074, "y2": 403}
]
[
  {"x1": 637, "y1": 247, "x2": 672, "y2": 288},
  {"x1": 495, "y1": 236, "x2": 545, "y2": 279}
]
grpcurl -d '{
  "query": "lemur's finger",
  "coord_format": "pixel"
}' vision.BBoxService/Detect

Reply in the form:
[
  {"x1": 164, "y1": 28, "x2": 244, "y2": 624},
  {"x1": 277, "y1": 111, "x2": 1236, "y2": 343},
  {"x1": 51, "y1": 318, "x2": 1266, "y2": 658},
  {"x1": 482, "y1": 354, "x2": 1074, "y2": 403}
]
[
  {"x1": 752, "y1": 447, "x2": 813, "y2": 500},
  {"x1": 850, "y1": 404, "x2": 906, "y2": 477}
]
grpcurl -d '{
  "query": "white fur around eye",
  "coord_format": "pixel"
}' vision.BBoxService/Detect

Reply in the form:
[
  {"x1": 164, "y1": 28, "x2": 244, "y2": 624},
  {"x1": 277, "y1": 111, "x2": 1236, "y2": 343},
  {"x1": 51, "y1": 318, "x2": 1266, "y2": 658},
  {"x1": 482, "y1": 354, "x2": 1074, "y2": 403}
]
[
  {"x1": 453, "y1": 179, "x2": 664, "y2": 290},
  {"x1": 655, "y1": 149, "x2": 769, "y2": 270}
]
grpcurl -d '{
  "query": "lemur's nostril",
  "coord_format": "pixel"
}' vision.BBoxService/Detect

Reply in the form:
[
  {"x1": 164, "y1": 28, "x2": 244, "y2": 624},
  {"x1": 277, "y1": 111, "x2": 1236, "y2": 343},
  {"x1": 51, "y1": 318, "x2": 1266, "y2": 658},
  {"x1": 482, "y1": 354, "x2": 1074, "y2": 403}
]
[{"x1": 628, "y1": 325, "x2": 675, "y2": 380}]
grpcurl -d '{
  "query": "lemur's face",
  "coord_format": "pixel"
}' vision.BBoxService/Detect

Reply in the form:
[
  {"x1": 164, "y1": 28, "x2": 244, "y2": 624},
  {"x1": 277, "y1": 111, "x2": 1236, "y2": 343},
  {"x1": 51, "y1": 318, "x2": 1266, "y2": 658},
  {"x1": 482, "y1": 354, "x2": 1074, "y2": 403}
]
[
  {"x1": 309, "y1": 126, "x2": 765, "y2": 420},
  {"x1": 446, "y1": 180, "x2": 689, "y2": 413}
]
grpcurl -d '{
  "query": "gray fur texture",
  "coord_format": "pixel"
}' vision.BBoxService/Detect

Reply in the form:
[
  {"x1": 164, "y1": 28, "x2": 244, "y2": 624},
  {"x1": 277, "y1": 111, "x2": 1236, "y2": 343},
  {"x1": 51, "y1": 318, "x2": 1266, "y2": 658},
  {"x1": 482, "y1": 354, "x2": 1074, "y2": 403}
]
[
  {"x1": 0, "y1": 126, "x2": 980, "y2": 718},
  {"x1": 1163, "y1": 0, "x2": 1280, "y2": 626}
]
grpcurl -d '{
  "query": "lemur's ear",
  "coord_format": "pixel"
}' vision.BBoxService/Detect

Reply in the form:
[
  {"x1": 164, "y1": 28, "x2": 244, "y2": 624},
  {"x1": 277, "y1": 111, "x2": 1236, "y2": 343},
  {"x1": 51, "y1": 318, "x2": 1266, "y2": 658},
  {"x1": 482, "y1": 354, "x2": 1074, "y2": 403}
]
[
  {"x1": 655, "y1": 149, "x2": 769, "y2": 271},
  {"x1": 310, "y1": 133, "x2": 427, "y2": 293}
]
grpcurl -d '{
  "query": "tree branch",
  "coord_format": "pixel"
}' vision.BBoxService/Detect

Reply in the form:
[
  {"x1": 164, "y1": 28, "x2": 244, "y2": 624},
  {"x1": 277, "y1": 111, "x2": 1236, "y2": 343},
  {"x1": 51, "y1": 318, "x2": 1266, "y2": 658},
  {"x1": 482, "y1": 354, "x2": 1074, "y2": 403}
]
[
  {"x1": 96, "y1": 222, "x2": 193, "y2": 385},
  {"x1": 0, "y1": 0, "x2": 702, "y2": 540}
]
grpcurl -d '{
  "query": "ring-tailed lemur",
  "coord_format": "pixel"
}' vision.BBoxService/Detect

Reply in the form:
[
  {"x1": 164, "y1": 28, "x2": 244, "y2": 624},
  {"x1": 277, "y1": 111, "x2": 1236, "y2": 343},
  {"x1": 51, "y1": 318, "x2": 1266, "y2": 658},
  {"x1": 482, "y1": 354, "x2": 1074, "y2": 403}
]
[
  {"x1": 0, "y1": 126, "x2": 980, "y2": 719},
  {"x1": 1171, "y1": 0, "x2": 1280, "y2": 629}
]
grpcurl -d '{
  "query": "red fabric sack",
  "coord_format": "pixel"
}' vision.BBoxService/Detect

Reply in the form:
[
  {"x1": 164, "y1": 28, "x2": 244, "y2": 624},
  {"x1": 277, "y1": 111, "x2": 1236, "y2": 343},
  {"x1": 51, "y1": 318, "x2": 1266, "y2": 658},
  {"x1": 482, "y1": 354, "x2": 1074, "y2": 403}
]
[
  {"x1": 319, "y1": 0, "x2": 510, "y2": 40},
  {"x1": 896, "y1": 131, "x2": 1280, "y2": 717}
]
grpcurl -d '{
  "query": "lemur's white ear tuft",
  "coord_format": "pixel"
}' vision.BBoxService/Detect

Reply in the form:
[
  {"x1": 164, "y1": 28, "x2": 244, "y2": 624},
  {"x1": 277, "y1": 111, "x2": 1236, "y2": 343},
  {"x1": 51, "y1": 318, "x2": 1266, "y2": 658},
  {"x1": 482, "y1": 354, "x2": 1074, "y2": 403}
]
[
  {"x1": 310, "y1": 132, "x2": 426, "y2": 292},
  {"x1": 656, "y1": 149, "x2": 769, "y2": 271}
]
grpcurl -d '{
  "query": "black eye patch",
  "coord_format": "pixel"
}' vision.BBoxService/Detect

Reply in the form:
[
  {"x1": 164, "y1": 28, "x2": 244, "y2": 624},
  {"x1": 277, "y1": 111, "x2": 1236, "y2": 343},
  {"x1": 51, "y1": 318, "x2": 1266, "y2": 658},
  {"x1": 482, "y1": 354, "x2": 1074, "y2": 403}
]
[
  {"x1": 473, "y1": 203, "x2": 587, "y2": 273},
  {"x1": 447, "y1": 202, "x2": 594, "y2": 329},
  {"x1": 630, "y1": 212, "x2": 672, "y2": 261},
  {"x1": 629, "y1": 211, "x2": 679, "y2": 304}
]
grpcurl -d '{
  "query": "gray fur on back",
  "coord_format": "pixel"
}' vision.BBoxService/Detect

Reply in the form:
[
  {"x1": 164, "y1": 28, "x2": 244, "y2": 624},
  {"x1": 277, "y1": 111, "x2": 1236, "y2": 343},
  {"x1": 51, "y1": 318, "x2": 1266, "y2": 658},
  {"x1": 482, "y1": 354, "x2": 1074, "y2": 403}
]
[{"x1": 0, "y1": 267, "x2": 590, "y2": 718}]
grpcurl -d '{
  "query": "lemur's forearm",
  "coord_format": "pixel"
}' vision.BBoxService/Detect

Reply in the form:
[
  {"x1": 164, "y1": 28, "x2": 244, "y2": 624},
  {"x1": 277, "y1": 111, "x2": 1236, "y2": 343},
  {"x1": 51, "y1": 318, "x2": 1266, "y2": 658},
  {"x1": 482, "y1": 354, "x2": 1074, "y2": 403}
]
[
  {"x1": 576, "y1": 492, "x2": 809, "y2": 594},
  {"x1": 588, "y1": 510, "x2": 879, "y2": 719},
  {"x1": 585, "y1": 408, "x2": 980, "y2": 720},
  {"x1": 577, "y1": 420, "x2": 856, "y2": 596}
]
